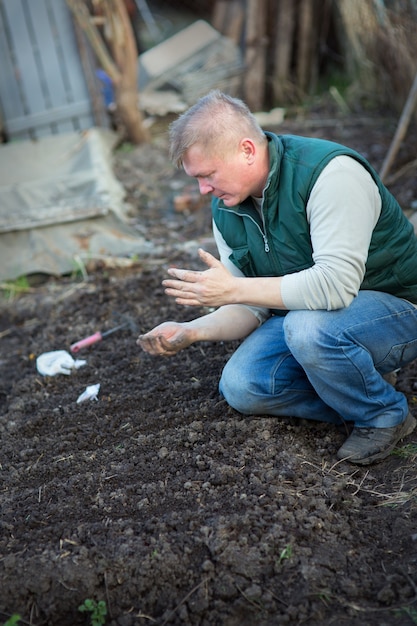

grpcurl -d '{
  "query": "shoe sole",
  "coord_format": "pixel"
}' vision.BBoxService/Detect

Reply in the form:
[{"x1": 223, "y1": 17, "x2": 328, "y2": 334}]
[{"x1": 337, "y1": 412, "x2": 417, "y2": 466}]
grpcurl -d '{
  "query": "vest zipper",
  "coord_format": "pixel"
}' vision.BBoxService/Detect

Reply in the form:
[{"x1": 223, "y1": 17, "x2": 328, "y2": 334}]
[
  {"x1": 260, "y1": 207, "x2": 270, "y2": 252},
  {"x1": 218, "y1": 206, "x2": 271, "y2": 254},
  {"x1": 256, "y1": 185, "x2": 271, "y2": 253}
]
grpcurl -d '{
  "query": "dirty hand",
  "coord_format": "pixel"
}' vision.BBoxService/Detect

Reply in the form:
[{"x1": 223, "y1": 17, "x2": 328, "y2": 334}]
[
  {"x1": 137, "y1": 321, "x2": 193, "y2": 356},
  {"x1": 163, "y1": 248, "x2": 236, "y2": 307}
]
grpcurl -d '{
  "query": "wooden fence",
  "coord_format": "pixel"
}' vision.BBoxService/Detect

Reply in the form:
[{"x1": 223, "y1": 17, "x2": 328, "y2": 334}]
[{"x1": 0, "y1": 0, "x2": 99, "y2": 141}]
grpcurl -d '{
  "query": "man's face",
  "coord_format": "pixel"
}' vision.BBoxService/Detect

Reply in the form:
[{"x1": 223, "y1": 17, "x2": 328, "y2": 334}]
[{"x1": 182, "y1": 141, "x2": 260, "y2": 206}]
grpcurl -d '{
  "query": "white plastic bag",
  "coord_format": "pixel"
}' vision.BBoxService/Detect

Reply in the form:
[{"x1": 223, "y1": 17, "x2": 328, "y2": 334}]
[
  {"x1": 36, "y1": 350, "x2": 87, "y2": 376},
  {"x1": 77, "y1": 383, "x2": 100, "y2": 404}
]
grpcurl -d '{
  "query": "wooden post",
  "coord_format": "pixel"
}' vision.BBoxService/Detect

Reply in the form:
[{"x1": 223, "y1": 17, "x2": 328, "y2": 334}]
[
  {"x1": 212, "y1": 0, "x2": 229, "y2": 32},
  {"x1": 297, "y1": 0, "x2": 317, "y2": 94},
  {"x1": 72, "y1": 17, "x2": 108, "y2": 129},
  {"x1": 243, "y1": 0, "x2": 268, "y2": 111},
  {"x1": 66, "y1": 0, "x2": 150, "y2": 144},
  {"x1": 212, "y1": 0, "x2": 244, "y2": 45},
  {"x1": 272, "y1": 0, "x2": 296, "y2": 103}
]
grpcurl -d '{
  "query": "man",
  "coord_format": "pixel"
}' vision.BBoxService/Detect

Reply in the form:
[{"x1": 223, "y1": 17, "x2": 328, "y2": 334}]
[{"x1": 137, "y1": 90, "x2": 417, "y2": 465}]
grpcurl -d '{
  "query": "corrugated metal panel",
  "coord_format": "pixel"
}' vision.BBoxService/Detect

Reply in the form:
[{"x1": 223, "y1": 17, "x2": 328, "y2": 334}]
[{"x1": 0, "y1": 0, "x2": 95, "y2": 140}]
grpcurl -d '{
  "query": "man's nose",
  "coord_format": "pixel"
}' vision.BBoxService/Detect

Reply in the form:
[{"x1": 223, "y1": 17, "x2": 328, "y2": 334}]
[{"x1": 198, "y1": 179, "x2": 213, "y2": 195}]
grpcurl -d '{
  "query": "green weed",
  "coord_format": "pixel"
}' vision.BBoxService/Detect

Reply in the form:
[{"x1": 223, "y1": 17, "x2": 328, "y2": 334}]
[
  {"x1": 0, "y1": 276, "x2": 30, "y2": 300},
  {"x1": 318, "y1": 590, "x2": 332, "y2": 605},
  {"x1": 391, "y1": 443, "x2": 417, "y2": 458},
  {"x1": 394, "y1": 606, "x2": 417, "y2": 624},
  {"x1": 116, "y1": 142, "x2": 134, "y2": 153},
  {"x1": 71, "y1": 255, "x2": 89, "y2": 281},
  {"x1": 2, "y1": 615, "x2": 21, "y2": 626},
  {"x1": 78, "y1": 599, "x2": 107, "y2": 626},
  {"x1": 278, "y1": 544, "x2": 293, "y2": 564}
]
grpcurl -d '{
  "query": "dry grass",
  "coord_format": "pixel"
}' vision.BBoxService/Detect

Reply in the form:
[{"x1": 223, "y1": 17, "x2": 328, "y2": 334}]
[{"x1": 302, "y1": 446, "x2": 417, "y2": 509}]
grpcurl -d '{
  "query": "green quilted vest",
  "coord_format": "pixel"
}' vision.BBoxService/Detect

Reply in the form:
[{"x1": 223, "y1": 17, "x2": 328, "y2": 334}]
[{"x1": 212, "y1": 132, "x2": 417, "y2": 303}]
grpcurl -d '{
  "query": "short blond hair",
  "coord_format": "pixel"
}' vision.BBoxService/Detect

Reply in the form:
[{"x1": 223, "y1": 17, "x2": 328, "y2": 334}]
[{"x1": 169, "y1": 90, "x2": 266, "y2": 167}]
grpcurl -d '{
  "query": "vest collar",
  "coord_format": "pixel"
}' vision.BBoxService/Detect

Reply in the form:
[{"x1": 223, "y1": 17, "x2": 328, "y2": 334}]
[{"x1": 263, "y1": 132, "x2": 282, "y2": 199}]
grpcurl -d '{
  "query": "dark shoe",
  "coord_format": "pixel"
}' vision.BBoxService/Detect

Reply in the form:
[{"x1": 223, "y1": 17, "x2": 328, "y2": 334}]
[{"x1": 336, "y1": 412, "x2": 416, "y2": 465}]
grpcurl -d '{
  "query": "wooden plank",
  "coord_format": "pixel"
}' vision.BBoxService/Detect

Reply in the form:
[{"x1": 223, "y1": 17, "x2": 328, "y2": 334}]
[
  {"x1": 297, "y1": 0, "x2": 317, "y2": 93},
  {"x1": 224, "y1": 0, "x2": 245, "y2": 45},
  {"x1": 0, "y1": 1, "x2": 31, "y2": 139},
  {"x1": 212, "y1": 0, "x2": 244, "y2": 45},
  {"x1": 26, "y1": 0, "x2": 74, "y2": 134},
  {"x1": 2, "y1": 1, "x2": 48, "y2": 126},
  {"x1": 48, "y1": 0, "x2": 95, "y2": 109},
  {"x1": 244, "y1": 0, "x2": 268, "y2": 111},
  {"x1": 212, "y1": 0, "x2": 229, "y2": 32},
  {"x1": 0, "y1": 0, "x2": 94, "y2": 139},
  {"x1": 5, "y1": 100, "x2": 92, "y2": 134},
  {"x1": 72, "y1": 17, "x2": 109, "y2": 129},
  {"x1": 273, "y1": 0, "x2": 296, "y2": 103}
]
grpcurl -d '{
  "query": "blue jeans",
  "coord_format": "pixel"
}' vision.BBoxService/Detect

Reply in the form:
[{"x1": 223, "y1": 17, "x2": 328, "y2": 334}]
[{"x1": 219, "y1": 291, "x2": 417, "y2": 428}]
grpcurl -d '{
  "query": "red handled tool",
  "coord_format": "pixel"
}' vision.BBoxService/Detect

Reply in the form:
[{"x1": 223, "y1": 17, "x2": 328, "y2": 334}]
[{"x1": 70, "y1": 322, "x2": 130, "y2": 353}]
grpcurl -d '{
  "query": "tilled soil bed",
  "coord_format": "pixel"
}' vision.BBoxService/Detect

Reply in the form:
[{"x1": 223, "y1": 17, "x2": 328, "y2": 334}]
[{"x1": 1, "y1": 108, "x2": 417, "y2": 626}]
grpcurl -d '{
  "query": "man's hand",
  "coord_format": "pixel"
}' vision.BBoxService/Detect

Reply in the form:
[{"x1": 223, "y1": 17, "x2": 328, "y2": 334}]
[
  {"x1": 137, "y1": 321, "x2": 194, "y2": 356},
  {"x1": 163, "y1": 248, "x2": 236, "y2": 307},
  {"x1": 138, "y1": 304, "x2": 261, "y2": 357}
]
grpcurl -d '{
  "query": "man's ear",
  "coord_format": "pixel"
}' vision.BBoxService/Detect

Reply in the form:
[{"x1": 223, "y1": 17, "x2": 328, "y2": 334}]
[{"x1": 240, "y1": 138, "x2": 256, "y2": 164}]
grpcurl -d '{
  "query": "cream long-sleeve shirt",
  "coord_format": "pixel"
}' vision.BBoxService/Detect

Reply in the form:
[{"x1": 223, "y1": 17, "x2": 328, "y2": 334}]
[{"x1": 213, "y1": 156, "x2": 382, "y2": 322}]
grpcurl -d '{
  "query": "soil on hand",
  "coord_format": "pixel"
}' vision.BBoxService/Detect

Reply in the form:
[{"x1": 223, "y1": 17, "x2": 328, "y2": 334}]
[{"x1": 1, "y1": 106, "x2": 417, "y2": 626}]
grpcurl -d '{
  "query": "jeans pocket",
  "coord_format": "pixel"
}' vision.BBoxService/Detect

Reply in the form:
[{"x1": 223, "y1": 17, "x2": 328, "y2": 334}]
[{"x1": 380, "y1": 338, "x2": 417, "y2": 371}]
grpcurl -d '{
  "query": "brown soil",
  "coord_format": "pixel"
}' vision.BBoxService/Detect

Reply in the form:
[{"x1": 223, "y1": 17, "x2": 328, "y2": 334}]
[{"x1": 1, "y1": 105, "x2": 417, "y2": 626}]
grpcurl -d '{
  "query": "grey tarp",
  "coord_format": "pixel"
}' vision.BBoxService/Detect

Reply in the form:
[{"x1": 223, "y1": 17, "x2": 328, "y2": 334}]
[{"x1": 0, "y1": 129, "x2": 156, "y2": 280}]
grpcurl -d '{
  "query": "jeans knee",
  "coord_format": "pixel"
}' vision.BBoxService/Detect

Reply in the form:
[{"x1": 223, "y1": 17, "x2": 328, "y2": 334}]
[
  {"x1": 283, "y1": 311, "x2": 326, "y2": 367},
  {"x1": 219, "y1": 360, "x2": 256, "y2": 414}
]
